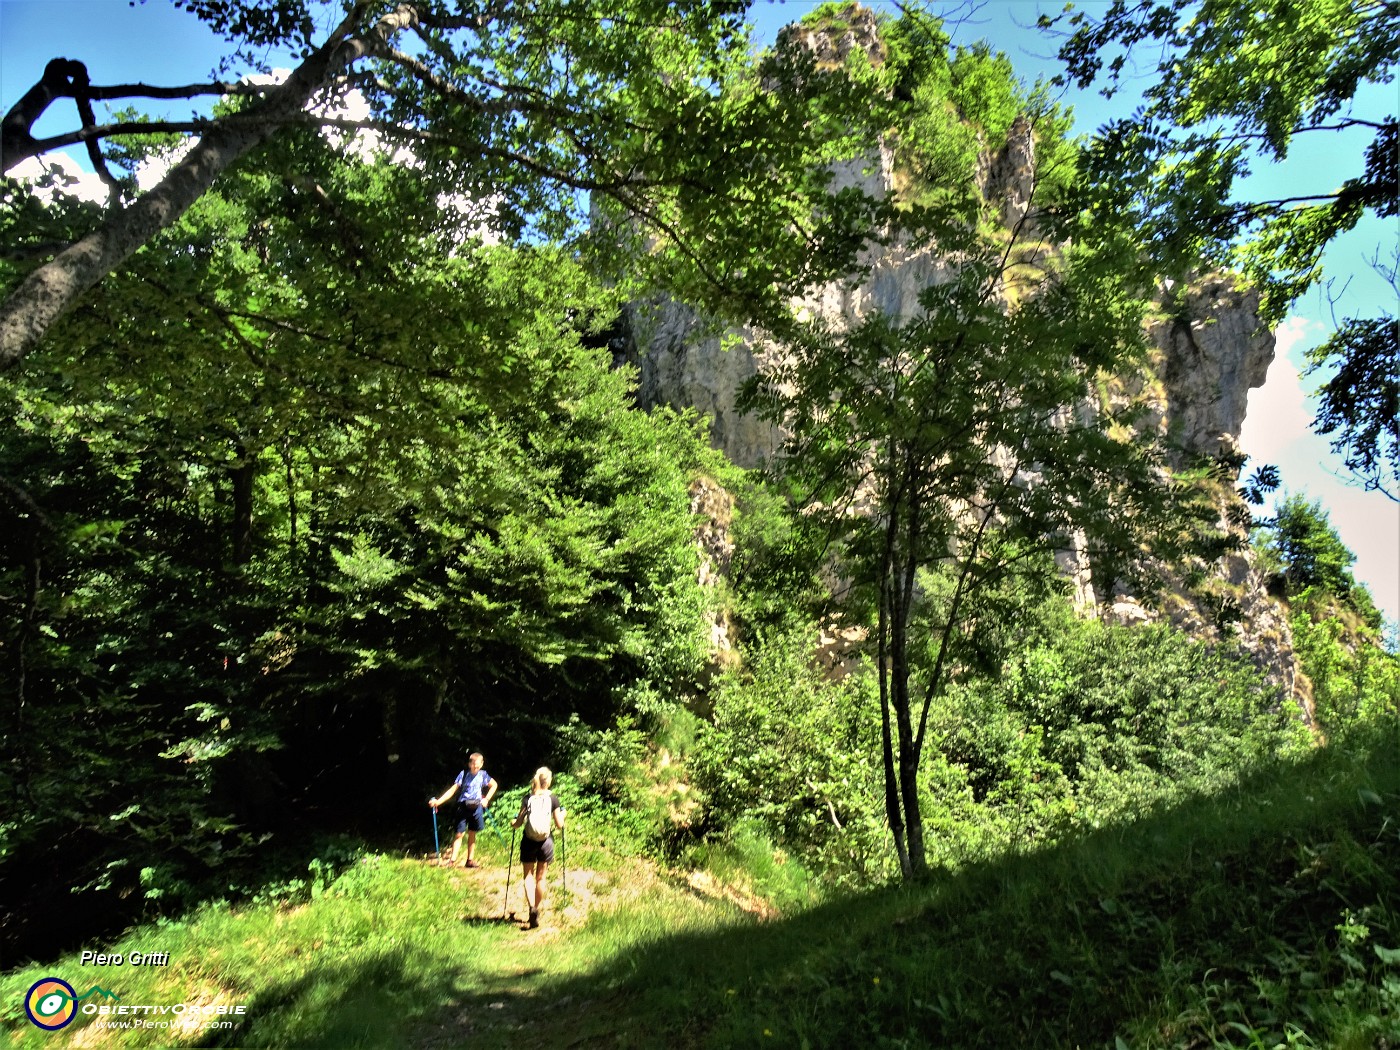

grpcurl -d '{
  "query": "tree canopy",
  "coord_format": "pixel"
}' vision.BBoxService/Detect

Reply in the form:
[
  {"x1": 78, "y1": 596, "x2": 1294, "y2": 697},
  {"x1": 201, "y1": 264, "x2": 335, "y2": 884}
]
[
  {"x1": 0, "y1": 0, "x2": 874, "y2": 367},
  {"x1": 1048, "y1": 0, "x2": 1399, "y2": 497}
]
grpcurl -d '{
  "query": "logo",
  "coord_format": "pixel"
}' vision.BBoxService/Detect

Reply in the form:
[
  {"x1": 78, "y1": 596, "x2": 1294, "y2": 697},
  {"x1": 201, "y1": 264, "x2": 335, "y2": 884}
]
[{"x1": 23, "y1": 978, "x2": 120, "y2": 1031}]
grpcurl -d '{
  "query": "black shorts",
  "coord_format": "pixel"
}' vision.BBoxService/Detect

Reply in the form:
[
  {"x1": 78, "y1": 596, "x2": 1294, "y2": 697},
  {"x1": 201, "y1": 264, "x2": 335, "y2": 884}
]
[
  {"x1": 455, "y1": 803, "x2": 485, "y2": 834},
  {"x1": 520, "y1": 835, "x2": 554, "y2": 864}
]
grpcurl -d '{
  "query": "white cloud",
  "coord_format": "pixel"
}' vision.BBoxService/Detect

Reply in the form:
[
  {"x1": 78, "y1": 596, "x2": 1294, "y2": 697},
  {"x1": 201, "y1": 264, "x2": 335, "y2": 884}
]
[
  {"x1": 8, "y1": 153, "x2": 109, "y2": 205},
  {"x1": 1237, "y1": 315, "x2": 1320, "y2": 467}
]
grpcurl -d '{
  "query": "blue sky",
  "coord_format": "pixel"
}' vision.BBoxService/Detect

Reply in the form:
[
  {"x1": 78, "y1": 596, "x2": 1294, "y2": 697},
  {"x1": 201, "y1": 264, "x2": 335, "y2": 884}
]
[{"x1": 2, "y1": 0, "x2": 1395, "y2": 624}]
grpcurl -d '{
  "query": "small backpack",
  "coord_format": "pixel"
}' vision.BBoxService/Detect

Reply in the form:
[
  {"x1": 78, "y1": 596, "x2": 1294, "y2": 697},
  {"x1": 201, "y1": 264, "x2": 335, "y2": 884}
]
[{"x1": 523, "y1": 794, "x2": 552, "y2": 841}]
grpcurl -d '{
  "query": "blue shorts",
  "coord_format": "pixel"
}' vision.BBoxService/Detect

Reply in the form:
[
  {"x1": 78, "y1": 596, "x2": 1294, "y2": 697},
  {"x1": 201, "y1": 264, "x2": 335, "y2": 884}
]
[{"x1": 455, "y1": 803, "x2": 485, "y2": 834}]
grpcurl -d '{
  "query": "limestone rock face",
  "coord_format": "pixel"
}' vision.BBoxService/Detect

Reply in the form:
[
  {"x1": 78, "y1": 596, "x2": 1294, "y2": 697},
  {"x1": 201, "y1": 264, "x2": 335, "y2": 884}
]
[
  {"x1": 776, "y1": 5, "x2": 887, "y2": 69},
  {"x1": 1153, "y1": 275, "x2": 1277, "y2": 461},
  {"x1": 690, "y1": 477, "x2": 738, "y2": 667},
  {"x1": 1104, "y1": 278, "x2": 1304, "y2": 708},
  {"x1": 628, "y1": 231, "x2": 959, "y2": 469},
  {"x1": 630, "y1": 5, "x2": 1304, "y2": 711},
  {"x1": 980, "y1": 114, "x2": 1038, "y2": 231}
]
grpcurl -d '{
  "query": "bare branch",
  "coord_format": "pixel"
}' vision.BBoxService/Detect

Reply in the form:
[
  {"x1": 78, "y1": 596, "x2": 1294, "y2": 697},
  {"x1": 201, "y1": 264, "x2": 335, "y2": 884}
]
[
  {"x1": 25, "y1": 119, "x2": 233, "y2": 157},
  {"x1": 84, "y1": 81, "x2": 268, "y2": 102}
]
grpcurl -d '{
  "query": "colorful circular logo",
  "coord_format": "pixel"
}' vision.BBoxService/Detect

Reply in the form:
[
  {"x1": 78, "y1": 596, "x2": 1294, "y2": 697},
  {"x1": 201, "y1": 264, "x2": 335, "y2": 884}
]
[{"x1": 25, "y1": 977, "x2": 77, "y2": 1031}]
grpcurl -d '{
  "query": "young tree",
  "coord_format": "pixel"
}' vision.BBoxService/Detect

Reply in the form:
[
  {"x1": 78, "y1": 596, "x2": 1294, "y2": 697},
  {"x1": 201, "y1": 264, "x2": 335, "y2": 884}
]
[
  {"x1": 749, "y1": 257, "x2": 1201, "y2": 878},
  {"x1": 736, "y1": 6, "x2": 1215, "y2": 880},
  {"x1": 1260, "y1": 493, "x2": 1381, "y2": 628}
]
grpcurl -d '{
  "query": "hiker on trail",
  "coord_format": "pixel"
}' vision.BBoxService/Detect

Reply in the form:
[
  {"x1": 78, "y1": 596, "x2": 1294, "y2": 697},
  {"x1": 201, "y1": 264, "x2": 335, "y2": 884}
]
[
  {"x1": 430, "y1": 751, "x2": 498, "y2": 868},
  {"x1": 512, "y1": 766, "x2": 565, "y2": 929}
]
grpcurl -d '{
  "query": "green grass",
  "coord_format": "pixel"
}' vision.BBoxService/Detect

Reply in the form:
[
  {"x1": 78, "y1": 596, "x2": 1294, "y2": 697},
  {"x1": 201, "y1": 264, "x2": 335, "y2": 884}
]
[
  {"x1": 0, "y1": 821, "x2": 748, "y2": 1049},
  {"x1": 538, "y1": 723, "x2": 1398, "y2": 1049},
  {"x1": 4, "y1": 725, "x2": 1397, "y2": 1048}
]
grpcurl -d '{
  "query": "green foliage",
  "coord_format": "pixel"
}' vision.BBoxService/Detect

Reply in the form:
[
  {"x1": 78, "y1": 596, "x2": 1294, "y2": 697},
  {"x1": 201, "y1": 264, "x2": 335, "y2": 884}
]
[
  {"x1": 1246, "y1": 492, "x2": 1397, "y2": 799},
  {"x1": 0, "y1": 131, "x2": 731, "y2": 952},
  {"x1": 562, "y1": 689, "x2": 709, "y2": 859},
  {"x1": 1290, "y1": 593, "x2": 1400, "y2": 736},
  {"x1": 941, "y1": 606, "x2": 1307, "y2": 838},
  {"x1": 948, "y1": 44, "x2": 1020, "y2": 149},
  {"x1": 798, "y1": 3, "x2": 1080, "y2": 218},
  {"x1": 693, "y1": 624, "x2": 891, "y2": 886},
  {"x1": 1052, "y1": 0, "x2": 1397, "y2": 312},
  {"x1": 1305, "y1": 313, "x2": 1400, "y2": 500},
  {"x1": 1258, "y1": 493, "x2": 1380, "y2": 626},
  {"x1": 689, "y1": 818, "x2": 819, "y2": 912},
  {"x1": 724, "y1": 472, "x2": 828, "y2": 636},
  {"x1": 560, "y1": 714, "x2": 651, "y2": 807},
  {"x1": 2, "y1": 0, "x2": 890, "y2": 366},
  {"x1": 689, "y1": 577, "x2": 1310, "y2": 888}
]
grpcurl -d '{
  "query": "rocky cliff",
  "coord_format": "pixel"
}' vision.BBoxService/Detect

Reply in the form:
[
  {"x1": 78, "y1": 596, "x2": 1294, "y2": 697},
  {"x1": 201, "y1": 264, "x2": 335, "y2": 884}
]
[{"x1": 632, "y1": 5, "x2": 1306, "y2": 713}]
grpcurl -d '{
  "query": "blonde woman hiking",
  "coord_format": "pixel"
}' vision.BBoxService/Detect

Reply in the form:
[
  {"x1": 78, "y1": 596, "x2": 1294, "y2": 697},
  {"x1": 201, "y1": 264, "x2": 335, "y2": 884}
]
[{"x1": 511, "y1": 767, "x2": 565, "y2": 929}]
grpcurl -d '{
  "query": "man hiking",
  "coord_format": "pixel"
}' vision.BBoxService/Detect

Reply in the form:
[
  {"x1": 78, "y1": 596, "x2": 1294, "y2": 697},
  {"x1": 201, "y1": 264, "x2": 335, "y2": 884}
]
[{"x1": 430, "y1": 751, "x2": 498, "y2": 868}]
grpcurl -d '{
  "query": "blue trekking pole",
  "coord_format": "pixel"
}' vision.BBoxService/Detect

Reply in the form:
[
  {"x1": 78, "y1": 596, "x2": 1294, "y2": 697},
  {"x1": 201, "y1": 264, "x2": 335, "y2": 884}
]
[{"x1": 430, "y1": 803, "x2": 440, "y2": 862}]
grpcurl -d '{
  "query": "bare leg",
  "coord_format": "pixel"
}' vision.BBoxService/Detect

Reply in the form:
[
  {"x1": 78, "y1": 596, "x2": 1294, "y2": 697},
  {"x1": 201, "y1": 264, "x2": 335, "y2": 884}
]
[
  {"x1": 447, "y1": 832, "x2": 464, "y2": 865},
  {"x1": 464, "y1": 829, "x2": 479, "y2": 865},
  {"x1": 531, "y1": 862, "x2": 549, "y2": 927},
  {"x1": 534, "y1": 864, "x2": 549, "y2": 912}
]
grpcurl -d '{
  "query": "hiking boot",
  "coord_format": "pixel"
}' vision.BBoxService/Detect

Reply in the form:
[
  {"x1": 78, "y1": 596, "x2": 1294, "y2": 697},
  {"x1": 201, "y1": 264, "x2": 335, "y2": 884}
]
[
  {"x1": 463, "y1": 860, "x2": 479, "y2": 868},
  {"x1": 528, "y1": 909, "x2": 539, "y2": 929}
]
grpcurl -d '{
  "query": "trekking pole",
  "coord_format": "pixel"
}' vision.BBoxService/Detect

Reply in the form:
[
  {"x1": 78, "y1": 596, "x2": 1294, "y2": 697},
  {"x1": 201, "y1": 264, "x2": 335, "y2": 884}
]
[
  {"x1": 430, "y1": 803, "x2": 440, "y2": 862},
  {"x1": 503, "y1": 824, "x2": 518, "y2": 920}
]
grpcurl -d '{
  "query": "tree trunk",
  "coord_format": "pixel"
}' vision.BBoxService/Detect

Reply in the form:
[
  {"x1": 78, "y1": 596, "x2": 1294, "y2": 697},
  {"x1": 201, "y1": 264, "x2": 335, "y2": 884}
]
[
  {"x1": 878, "y1": 584, "x2": 911, "y2": 879},
  {"x1": 0, "y1": 1, "x2": 398, "y2": 369},
  {"x1": 891, "y1": 546, "x2": 928, "y2": 880},
  {"x1": 877, "y1": 465, "x2": 912, "y2": 879}
]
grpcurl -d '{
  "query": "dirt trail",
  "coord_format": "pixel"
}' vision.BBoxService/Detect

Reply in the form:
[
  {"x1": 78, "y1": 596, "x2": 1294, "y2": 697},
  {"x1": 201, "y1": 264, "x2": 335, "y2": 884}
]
[
  {"x1": 411, "y1": 850, "x2": 645, "y2": 1049},
  {"x1": 411, "y1": 847, "x2": 768, "y2": 1047},
  {"x1": 422, "y1": 851, "x2": 612, "y2": 934}
]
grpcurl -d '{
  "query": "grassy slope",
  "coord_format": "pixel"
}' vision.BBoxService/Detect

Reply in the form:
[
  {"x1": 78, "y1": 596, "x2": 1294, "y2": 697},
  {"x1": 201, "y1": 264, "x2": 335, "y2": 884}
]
[
  {"x1": 3, "y1": 726, "x2": 1396, "y2": 1049},
  {"x1": 527, "y1": 726, "x2": 1399, "y2": 1050}
]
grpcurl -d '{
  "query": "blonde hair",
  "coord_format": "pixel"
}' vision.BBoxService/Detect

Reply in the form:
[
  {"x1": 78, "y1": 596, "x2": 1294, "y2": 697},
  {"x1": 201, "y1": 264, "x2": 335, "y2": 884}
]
[{"x1": 531, "y1": 767, "x2": 553, "y2": 793}]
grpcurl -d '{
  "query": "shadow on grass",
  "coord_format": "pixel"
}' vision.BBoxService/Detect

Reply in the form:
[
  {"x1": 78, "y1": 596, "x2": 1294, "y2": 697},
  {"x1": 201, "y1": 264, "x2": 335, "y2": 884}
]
[
  {"x1": 515, "y1": 726, "x2": 1399, "y2": 1049},
  {"x1": 191, "y1": 945, "x2": 560, "y2": 1050},
  {"x1": 460, "y1": 915, "x2": 517, "y2": 928}
]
